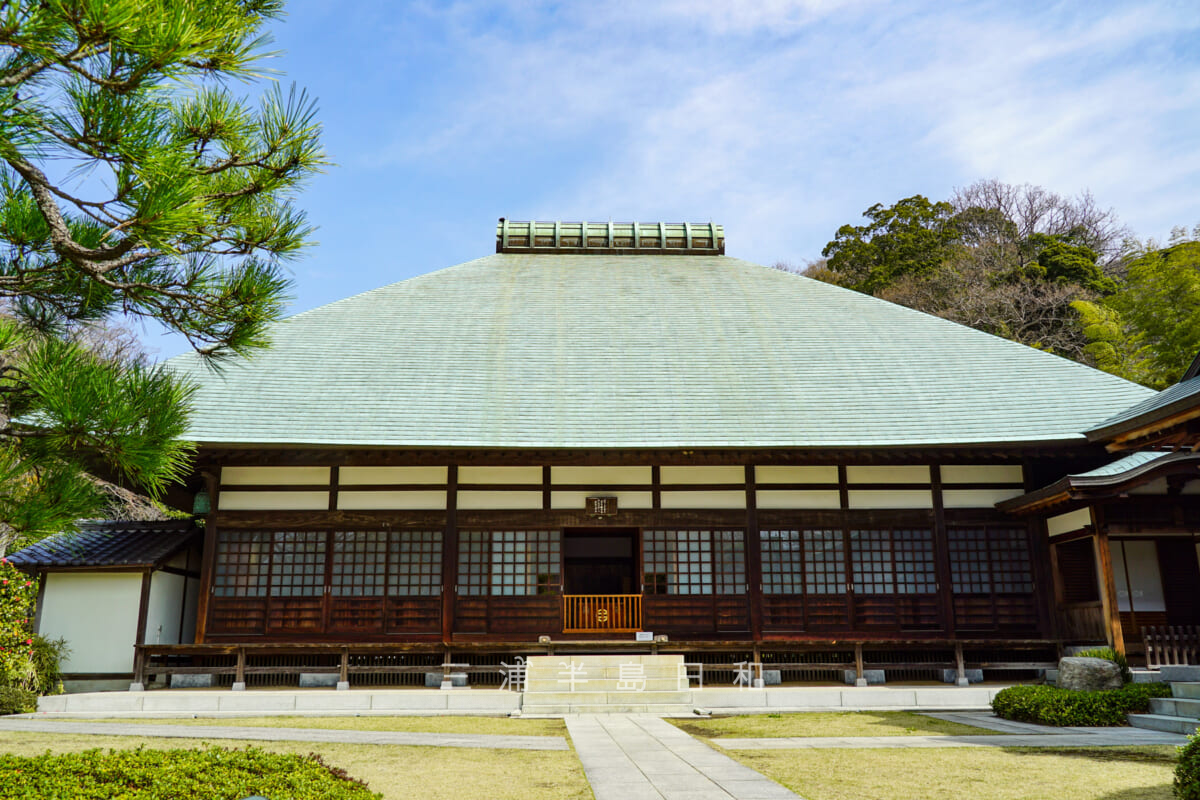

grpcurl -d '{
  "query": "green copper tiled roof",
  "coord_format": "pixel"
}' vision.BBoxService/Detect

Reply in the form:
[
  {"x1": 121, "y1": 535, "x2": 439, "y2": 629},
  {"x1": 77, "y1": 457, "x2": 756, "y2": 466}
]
[{"x1": 168, "y1": 254, "x2": 1155, "y2": 448}]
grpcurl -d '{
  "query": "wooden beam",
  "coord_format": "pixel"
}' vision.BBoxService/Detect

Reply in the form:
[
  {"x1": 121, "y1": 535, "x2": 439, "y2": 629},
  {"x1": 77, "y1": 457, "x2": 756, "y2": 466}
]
[
  {"x1": 193, "y1": 470, "x2": 220, "y2": 644},
  {"x1": 1090, "y1": 506, "x2": 1125, "y2": 655},
  {"x1": 135, "y1": 571, "x2": 152, "y2": 646},
  {"x1": 745, "y1": 465, "x2": 763, "y2": 641},
  {"x1": 441, "y1": 465, "x2": 458, "y2": 644}
]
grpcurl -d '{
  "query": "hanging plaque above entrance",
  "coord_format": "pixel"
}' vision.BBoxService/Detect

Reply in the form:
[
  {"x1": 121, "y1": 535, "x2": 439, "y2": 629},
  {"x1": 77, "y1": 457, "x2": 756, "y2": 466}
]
[{"x1": 587, "y1": 496, "x2": 618, "y2": 517}]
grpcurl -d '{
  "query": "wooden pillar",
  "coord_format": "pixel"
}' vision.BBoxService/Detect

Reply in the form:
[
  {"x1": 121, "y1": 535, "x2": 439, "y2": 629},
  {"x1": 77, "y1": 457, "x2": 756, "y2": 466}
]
[
  {"x1": 193, "y1": 469, "x2": 220, "y2": 644},
  {"x1": 745, "y1": 465, "x2": 763, "y2": 642},
  {"x1": 930, "y1": 465, "x2": 955, "y2": 635},
  {"x1": 441, "y1": 465, "x2": 458, "y2": 644},
  {"x1": 1090, "y1": 505, "x2": 1125, "y2": 655}
]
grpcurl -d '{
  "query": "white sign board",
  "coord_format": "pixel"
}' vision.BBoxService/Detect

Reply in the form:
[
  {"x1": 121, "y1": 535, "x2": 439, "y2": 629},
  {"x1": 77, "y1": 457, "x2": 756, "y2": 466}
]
[{"x1": 635, "y1": 631, "x2": 654, "y2": 642}]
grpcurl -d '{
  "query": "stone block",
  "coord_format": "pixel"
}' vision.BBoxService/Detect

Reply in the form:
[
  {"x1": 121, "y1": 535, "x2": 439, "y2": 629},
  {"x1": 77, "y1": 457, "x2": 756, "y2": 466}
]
[
  {"x1": 765, "y1": 689, "x2": 843, "y2": 709},
  {"x1": 368, "y1": 691, "x2": 449, "y2": 711},
  {"x1": 294, "y1": 692, "x2": 372, "y2": 712},
  {"x1": 63, "y1": 692, "x2": 144, "y2": 713},
  {"x1": 762, "y1": 670, "x2": 782, "y2": 686},
  {"x1": 912, "y1": 688, "x2": 992, "y2": 708},
  {"x1": 217, "y1": 692, "x2": 297, "y2": 713},
  {"x1": 170, "y1": 673, "x2": 213, "y2": 689},
  {"x1": 446, "y1": 691, "x2": 519, "y2": 712},
  {"x1": 843, "y1": 669, "x2": 885, "y2": 686},
  {"x1": 299, "y1": 672, "x2": 339, "y2": 688},
  {"x1": 142, "y1": 692, "x2": 221, "y2": 713},
  {"x1": 1131, "y1": 670, "x2": 1164, "y2": 684},
  {"x1": 941, "y1": 668, "x2": 983, "y2": 685},
  {"x1": 424, "y1": 672, "x2": 467, "y2": 688},
  {"x1": 1058, "y1": 657, "x2": 1122, "y2": 692},
  {"x1": 1160, "y1": 665, "x2": 1200, "y2": 682}
]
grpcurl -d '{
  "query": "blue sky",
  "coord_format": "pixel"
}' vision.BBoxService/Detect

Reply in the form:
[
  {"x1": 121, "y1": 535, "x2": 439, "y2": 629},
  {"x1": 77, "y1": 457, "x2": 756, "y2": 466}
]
[{"x1": 150, "y1": 0, "x2": 1200, "y2": 359}]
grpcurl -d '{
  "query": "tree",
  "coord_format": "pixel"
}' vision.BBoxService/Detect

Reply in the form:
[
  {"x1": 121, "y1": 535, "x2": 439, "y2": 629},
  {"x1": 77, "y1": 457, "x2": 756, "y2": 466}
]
[
  {"x1": 821, "y1": 195, "x2": 959, "y2": 293},
  {"x1": 0, "y1": 0, "x2": 325, "y2": 554},
  {"x1": 1086, "y1": 241, "x2": 1200, "y2": 388}
]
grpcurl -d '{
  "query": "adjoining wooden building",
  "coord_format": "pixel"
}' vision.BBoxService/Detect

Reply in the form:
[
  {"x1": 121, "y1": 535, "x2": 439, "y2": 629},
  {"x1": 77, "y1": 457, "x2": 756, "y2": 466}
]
[
  {"x1": 1000, "y1": 356, "x2": 1200, "y2": 667},
  {"x1": 15, "y1": 221, "x2": 1200, "y2": 687}
]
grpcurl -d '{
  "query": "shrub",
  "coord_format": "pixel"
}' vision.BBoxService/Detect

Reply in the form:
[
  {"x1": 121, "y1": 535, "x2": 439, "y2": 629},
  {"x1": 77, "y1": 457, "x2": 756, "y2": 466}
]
[
  {"x1": 1074, "y1": 646, "x2": 1132, "y2": 684},
  {"x1": 0, "y1": 686, "x2": 36, "y2": 715},
  {"x1": 991, "y1": 682, "x2": 1172, "y2": 727},
  {"x1": 1179, "y1": 732, "x2": 1200, "y2": 800},
  {"x1": 0, "y1": 746, "x2": 381, "y2": 799},
  {"x1": 28, "y1": 635, "x2": 67, "y2": 695},
  {"x1": 0, "y1": 558, "x2": 38, "y2": 690}
]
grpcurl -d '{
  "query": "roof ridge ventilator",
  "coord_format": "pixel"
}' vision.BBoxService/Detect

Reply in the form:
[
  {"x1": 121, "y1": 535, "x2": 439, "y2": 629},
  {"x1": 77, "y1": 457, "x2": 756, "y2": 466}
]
[{"x1": 496, "y1": 219, "x2": 724, "y2": 255}]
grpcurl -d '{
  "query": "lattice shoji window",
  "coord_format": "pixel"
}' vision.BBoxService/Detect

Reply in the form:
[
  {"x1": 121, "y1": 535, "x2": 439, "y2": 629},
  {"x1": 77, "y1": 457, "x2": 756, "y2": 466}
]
[
  {"x1": 490, "y1": 530, "x2": 560, "y2": 596},
  {"x1": 850, "y1": 530, "x2": 893, "y2": 594},
  {"x1": 643, "y1": 530, "x2": 714, "y2": 595},
  {"x1": 389, "y1": 531, "x2": 442, "y2": 597},
  {"x1": 270, "y1": 531, "x2": 326, "y2": 597},
  {"x1": 892, "y1": 529, "x2": 936, "y2": 594},
  {"x1": 949, "y1": 529, "x2": 991, "y2": 593},
  {"x1": 803, "y1": 529, "x2": 845, "y2": 594},
  {"x1": 213, "y1": 531, "x2": 270, "y2": 597},
  {"x1": 760, "y1": 530, "x2": 804, "y2": 594},
  {"x1": 714, "y1": 531, "x2": 747, "y2": 594},
  {"x1": 989, "y1": 528, "x2": 1034, "y2": 593},
  {"x1": 331, "y1": 531, "x2": 387, "y2": 597},
  {"x1": 457, "y1": 532, "x2": 490, "y2": 596}
]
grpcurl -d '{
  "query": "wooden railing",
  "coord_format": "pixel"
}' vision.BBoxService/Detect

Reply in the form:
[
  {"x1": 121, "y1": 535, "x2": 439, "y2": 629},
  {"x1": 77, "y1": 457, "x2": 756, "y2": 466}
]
[
  {"x1": 563, "y1": 594, "x2": 642, "y2": 633},
  {"x1": 1144, "y1": 625, "x2": 1200, "y2": 667}
]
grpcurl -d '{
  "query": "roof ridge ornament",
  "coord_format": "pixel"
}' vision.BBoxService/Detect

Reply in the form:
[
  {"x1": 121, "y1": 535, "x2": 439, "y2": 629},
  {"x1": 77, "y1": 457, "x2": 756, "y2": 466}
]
[{"x1": 496, "y1": 219, "x2": 724, "y2": 255}]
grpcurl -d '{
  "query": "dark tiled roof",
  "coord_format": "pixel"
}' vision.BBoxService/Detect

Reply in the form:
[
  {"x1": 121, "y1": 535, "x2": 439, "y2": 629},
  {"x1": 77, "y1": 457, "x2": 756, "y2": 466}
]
[
  {"x1": 1085, "y1": 375, "x2": 1200, "y2": 443},
  {"x1": 6, "y1": 520, "x2": 199, "y2": 569}
]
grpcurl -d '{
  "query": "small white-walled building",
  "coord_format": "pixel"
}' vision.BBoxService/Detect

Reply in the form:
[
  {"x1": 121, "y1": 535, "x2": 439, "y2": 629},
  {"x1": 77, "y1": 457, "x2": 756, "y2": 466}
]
[{"x1": 10, "y1": 520, "x2": 202, "y2": 692}]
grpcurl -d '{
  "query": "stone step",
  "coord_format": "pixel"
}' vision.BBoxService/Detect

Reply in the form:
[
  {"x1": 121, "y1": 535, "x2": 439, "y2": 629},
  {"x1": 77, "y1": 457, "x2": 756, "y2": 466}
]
[
  {"x1": 1150, "y1": 697, "x2": 1200, "y2": 719},
  {"x1": 520, "y1": 703, "x2": 695, "y2": 715},
  {"x1": 525, "y1": 679, "x2": 686, "y2": 693},
  {"x1": 1160, "y1": 666, "x2": 1200, "y2": 682},
  {"x1": 1128, "y1": 713, "x2": 1200, "y2": 735},
  {"x1": 1173, "y1": 682, "x2": 1200, "y2": 700},
  {"x1": 522, "y1": 691, "x2": 691, "y2": 705}
]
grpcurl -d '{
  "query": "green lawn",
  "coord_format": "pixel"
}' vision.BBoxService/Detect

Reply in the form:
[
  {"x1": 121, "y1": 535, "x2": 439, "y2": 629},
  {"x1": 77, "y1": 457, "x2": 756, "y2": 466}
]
[
  {"x1": 726, "y1": 745, "x2": 1179, "y2": 800},
  {"x1": 672, "y1": 711, "x2": 1002, "y2": 739},
  {"x1": 0, "y1": 732, "x2": 592, "y2": 800},
  {"x1": 88, "y1": 715, "x2": 564, "y2": 736}
]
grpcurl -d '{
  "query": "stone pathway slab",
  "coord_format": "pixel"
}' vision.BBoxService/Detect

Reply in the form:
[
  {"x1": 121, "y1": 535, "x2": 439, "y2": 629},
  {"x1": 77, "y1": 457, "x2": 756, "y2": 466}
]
[
  {"x1": 567, "y1": 714, "x2": 802, "y2": 800},
  {"x1": 0, "y1": 718, "x2": 567, "y2": 750},
  {"x1": 714, "y1": 729, "x2": 1188, "y2": 750}
]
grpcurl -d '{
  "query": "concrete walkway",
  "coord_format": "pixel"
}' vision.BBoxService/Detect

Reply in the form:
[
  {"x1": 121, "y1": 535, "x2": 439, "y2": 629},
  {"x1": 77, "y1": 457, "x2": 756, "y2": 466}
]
[
  {"x1": 713, "y1": 711, "x2": 1190, "y2": 750},
  {"x1": 566, "y1": 714, "x2": 802, "y2": 800},
  {"x1": 0, "y1": 718, "x2": 567, "y2": 751}
]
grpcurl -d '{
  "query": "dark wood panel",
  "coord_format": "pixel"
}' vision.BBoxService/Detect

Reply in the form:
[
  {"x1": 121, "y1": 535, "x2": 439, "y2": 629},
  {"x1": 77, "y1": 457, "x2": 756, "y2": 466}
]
[
  {"x1": 208, "y1": 597, "x2": 266, "y2": 636},
  {"x1": 453, "y1": 597, "x2": 488, "y2": 634},
  {"x1": 805, "y1": 594, "x2": 851, "y2": 631},
  {"x1": 328, "y1": 597, "x2": 385, "y2": 633},
  {"x1": 996, "y1": 594, "x2": 1039, "y2": 631},
  {"x1": 1158, "y1": 539, "x2": 1200, "y2": 625},
  {"x1": 387, "y1": 597, "x2": 442, "y2": 634},
  {"x1": 762, "y1": 595, "x2": 806, "y2": 632},
  {"x1": 488, "y1": 596, "x2": 561, "y2": 635},
  {"x1": 644, "y1": 595, "x2": 715, "y2": 634},
  {"x1": 898, "y1": 594, "x2": 941, "y2": 631},
  {"x1": 853, "y1": 595, "x2": 899, "y2": 630},
  {"x1": 267, "y1": 597, "x2": 324, "y2": 632},
  {"x1": 715, "y1": 595, "x2": 751, "y2": 632}
]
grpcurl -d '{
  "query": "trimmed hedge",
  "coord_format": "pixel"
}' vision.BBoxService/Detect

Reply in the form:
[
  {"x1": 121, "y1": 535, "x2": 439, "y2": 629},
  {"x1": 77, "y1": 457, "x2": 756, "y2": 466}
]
[
  {"x1": 991, "y1": 682, "x2": 1172, "y2": 727},
  {"x1": 0, "y1": 685, "x2": 35, "y2": 715},
  {"x1": 0, "y1": 746, "x2": 382, "y2": 800},
  {"x1": 1179, "y1": 732, "x2": 1200, "y2": 800}
]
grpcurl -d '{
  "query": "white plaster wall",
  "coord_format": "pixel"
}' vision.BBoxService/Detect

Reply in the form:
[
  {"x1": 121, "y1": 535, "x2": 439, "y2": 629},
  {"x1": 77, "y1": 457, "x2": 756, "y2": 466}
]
[
  {"x1": 940, "y1": 465, "x2": 1024, "y2": 484},
  {"x1": 456, "y1": 490, "x2": 542, "y2": 510},
  {"x1": 337, "y1": 490, "x2": 446, "y2": 510},
  {"x1": 755, "y1": 490, "x2": 841, "y2": 509},
  {"x1": 459, "y1": 466, "x2": 542, "y2": 484},
  {"x1": 847, "y1": 490, "x2": 932, "y2": 509},
  {"x1": 660, "y1": 490, "x2": 746, "y2": 509},
  {"x1": 221, "y1": 466, "x2": 329, "y2": 485},
  {"x1": 339, "y1": 466, "x2": 447, "y2": 484},
  {"x1": 39, "y1": 572, "x2": 141, "y2": 673},
  {"x1": 942, "y1": 488, "x2": 1026, "y2": 508},
  {"x1": 218, "y1": 491, "x2": 329, "y2": 510},
  {"x1": 551, "y1": 466, "x2": 652, "y2": 484},
  {"x1": 659, "y1": 466, "x2": 744, "y2": 484},
  {"x1": 755, "y1": 465, "x2": 838, "y2": 483},
  {"x1": 145, "y1": 572, "x2": 185, "y2": 646},
  {"x1": 846, "y1": 465, "x2": 930, "y2": 484},
  {"x1": 551, "y1": 491, "x2": 653, "y2": 510},
  {"x1": 1048, "y1": 507, "x2": 1092, "y2": 536}
]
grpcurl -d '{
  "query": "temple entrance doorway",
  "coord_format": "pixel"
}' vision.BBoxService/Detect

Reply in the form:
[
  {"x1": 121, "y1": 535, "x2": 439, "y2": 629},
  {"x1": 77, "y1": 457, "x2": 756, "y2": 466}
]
[{"x1": 562, "y1": 528, "x2": 638, "y2": 595}]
